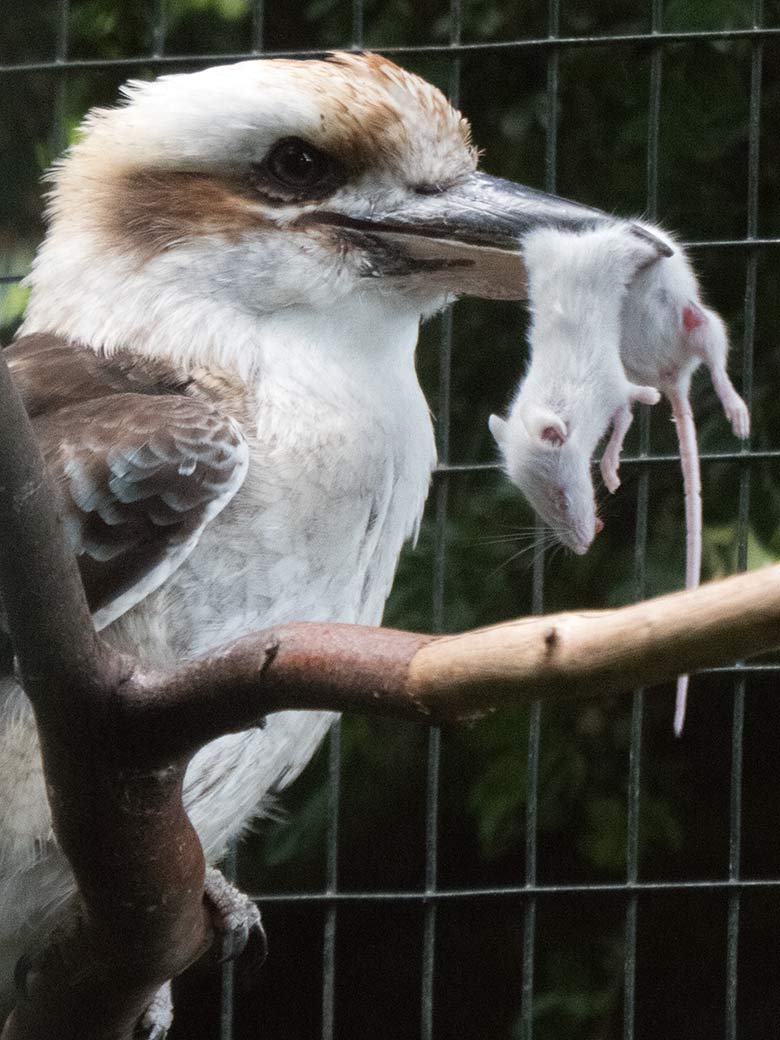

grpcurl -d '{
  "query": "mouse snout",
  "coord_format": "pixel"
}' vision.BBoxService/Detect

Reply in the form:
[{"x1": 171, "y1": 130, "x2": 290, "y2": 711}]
[
  {"x1": 567, "y1": 522, "x2": 595, "y2": 555},
  {"x1": 570, "y1": 514, "x2": 602, "y2": 555}
]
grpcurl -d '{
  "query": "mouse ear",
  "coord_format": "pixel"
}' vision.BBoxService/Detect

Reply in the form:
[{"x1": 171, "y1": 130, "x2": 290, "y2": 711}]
[
  {"x1": 521, "y1": 404, "x2": 568, "y2": 447},
  {"x1": 488, "y1": 414, "x2": 508, "y2": 444}
]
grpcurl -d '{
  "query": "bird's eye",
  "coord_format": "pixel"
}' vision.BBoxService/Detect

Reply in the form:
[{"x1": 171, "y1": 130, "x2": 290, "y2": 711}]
[
  {"x1": 269, "y1": 139, "x2": 328, "y2": 188},
  {"x1": 252, "y1": 137, "x2": 347, "y2": 202}
]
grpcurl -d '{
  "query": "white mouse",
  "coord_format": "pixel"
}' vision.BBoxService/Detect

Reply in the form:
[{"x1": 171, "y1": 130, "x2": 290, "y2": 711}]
[
  {"x1": 616, "y1": 224, "x2": 749, "y2": 735},
  {"x1": 491, "y1": 221, "x2": 749, "y2": 735},
  {"x1": 489, "y1": 223, "x2": 662, "y2": 555}
]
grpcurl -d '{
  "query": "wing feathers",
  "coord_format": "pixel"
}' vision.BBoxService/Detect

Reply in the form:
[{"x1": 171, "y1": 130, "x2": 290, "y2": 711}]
[{"x1": 3, "y1": 336, "x2": 249, "y2": 631}]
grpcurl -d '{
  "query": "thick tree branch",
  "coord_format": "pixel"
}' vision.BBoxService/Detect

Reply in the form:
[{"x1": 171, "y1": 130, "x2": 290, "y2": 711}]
[
  {"x1": 0, "y1": 353, "x2": 115, "y2": 688},
  {"x1": 0, "y1": 350, "x2": 211, "y2": 1040},
  {"x1": 2, "y1": 324, "x2": 780, "y2": 1040},
  {"x1": 125, "y1": 572, "x2": 780, "y2": 762}
]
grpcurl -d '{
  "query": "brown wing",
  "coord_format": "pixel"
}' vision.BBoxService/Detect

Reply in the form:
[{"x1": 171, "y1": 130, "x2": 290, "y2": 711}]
[
  {"x1": 34, "y1": 393, "x2": 248, "y2": 628},
  {"x1": 5, "y1": 332, "x2": 193, "y2": 416},
  {"x1": 2, "y1": 335, "x2": 248, "y2": 634}
]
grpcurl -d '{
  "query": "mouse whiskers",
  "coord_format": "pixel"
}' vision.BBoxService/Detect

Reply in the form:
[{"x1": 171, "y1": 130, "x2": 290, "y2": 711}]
[
  {"x1": 474, "y1": 527, "x2": 541, "y2": 548},
  {"x1": 546, "y1": 541, "x2": 567, "y2": 566},
  {"x1": 485, "y1": 527, "x2": 561, "y2": 576}
]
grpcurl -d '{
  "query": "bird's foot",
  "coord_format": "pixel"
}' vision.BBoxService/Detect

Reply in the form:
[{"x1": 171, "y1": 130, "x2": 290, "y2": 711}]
[
  {"x1": 134, "y1": 981, "x2": 173, "y2": 1040},
  {"x1": 204, "y1": 867, "x2": 267, "y2": 970},
  {"x1": 134, "y1": 873, "x2": 267, "y2": 1035},
  {"x1": 14, "y1": 905, "x2": 86, "y2": 1002},
  {"x1": 15, "y1": 912, "x2": 174, "y2": 1040}
]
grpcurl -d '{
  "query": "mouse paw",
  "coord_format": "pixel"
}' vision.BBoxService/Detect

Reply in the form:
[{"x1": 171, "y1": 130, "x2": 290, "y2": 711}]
[
  {"x1": 727, "y1": 397, "x2": 750, "y2": 440},
  {"x1": 135, "y1": 982, "x2": 173, "y2": 1040},
  {"x1": 600, "y1": 445, "x2": 622, "y2": 493},
  {"x1": 204, "y1": 867, "x2": 267, "y2": 969},
  {"x1": 600, "y1": 460, "x2": 621, "y2": 494},
  {"x1": 630, "y1": 384, "x2": 662, "y2": 407}
]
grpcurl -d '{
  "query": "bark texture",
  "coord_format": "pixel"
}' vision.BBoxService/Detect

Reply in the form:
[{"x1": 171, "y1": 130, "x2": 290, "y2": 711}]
[{"x1": 0, "y1": 345, "x2": 778, "y2": 1038}]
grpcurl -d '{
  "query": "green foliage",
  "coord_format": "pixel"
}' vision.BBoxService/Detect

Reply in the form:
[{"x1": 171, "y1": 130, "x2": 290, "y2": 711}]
[
  {"x1": 168, "y1": 0, "x2": 248, "y2": 19},
  {"x1": 664, "y1": 0, "x2": 755, "y2": 31},
  {"x1": 0, "y1": 282, "x2": 30, "y2": 332},
  {"x1": 525, "y1": 941, "x2": 620, "y2": 1039}
]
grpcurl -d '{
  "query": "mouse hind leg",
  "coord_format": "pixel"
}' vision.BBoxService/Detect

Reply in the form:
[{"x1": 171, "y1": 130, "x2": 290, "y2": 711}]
[
  {"x1": 601, "y1": 387, "x2": 661, "y2": 494},
  {"x1": 600, "y1": 406, "x2": 634, "y2": 493},
  {"x1": 708, "y1": 363, "x2": 750, "y2": 439},
  {"x1": 685, "y1": 306, "x2": 750, "y2": 439}
]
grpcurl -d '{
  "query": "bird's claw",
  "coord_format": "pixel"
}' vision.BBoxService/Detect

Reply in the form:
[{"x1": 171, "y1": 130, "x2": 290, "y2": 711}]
[
  {"x1": 134, "y1": 981, "x2": 173, "y2": 1040},
  {"x1": 16, "y1": 914, "x2": 174, "y2": 1039},
  {"x1": 204, "y1": 867, "x2": 267, "y2": 968},
  {"x1": 14, "y1": 906, "x2": 85, "y2": 1002}
]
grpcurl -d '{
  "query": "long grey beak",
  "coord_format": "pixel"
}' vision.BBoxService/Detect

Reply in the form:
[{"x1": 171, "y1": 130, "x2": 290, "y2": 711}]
[{"x1": 313, "y1": 172, "x2": 671, "y2": 300}]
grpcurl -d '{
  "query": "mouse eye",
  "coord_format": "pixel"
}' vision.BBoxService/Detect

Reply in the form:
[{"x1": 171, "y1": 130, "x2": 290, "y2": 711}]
[{"x1": 251, "y1": 137, "x2": 348, "y2": 202}]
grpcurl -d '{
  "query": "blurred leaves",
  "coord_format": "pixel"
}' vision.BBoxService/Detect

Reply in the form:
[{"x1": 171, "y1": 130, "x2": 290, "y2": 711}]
[
  {"x1": 664, "y1": 0, "x2": 755, "y2": 31},
  {"x1": 0, "y1": 283, "x2": 30, "y2": 332}
]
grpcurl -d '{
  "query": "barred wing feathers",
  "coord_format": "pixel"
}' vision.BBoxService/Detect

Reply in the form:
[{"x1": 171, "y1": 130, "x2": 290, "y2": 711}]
[{"x1": 2, "y1": 335, "x2": 249, "y2": 634}]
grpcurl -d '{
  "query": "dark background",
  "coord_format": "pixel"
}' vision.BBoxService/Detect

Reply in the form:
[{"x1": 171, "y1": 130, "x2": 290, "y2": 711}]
[{"x1": 2, "y1": 3, "x2": 780, "y2": 1038}]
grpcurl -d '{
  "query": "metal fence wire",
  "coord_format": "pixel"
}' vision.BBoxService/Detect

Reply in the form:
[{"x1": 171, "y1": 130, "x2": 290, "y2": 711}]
[{"x1": 1, "y1": 2, "x2": 779, "y2": 1039}]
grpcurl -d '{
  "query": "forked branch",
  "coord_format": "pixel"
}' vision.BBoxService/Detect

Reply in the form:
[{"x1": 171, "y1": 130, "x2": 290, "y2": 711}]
[{"x1": 1, "y1": 339, "x2": 778, "y2": 1040}]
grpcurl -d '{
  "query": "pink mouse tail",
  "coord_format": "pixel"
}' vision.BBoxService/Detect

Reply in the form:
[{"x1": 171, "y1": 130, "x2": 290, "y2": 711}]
[
  {"x1": 674, "y1": 674, "x2": 689, "y2": 737},
  {"x1": 668, "y1": 390, "x2": 702, "y2": 737}
]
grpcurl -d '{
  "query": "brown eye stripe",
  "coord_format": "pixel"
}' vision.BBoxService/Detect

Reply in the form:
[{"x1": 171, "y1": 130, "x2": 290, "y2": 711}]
[{"x1": 111, "y1": 170, "x2": 274, "y2": 260}]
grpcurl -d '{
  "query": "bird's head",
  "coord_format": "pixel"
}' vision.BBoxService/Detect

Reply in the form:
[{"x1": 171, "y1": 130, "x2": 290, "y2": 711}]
[{"x1": 23, "y1": 52, "x2": 604, "y2": 376}]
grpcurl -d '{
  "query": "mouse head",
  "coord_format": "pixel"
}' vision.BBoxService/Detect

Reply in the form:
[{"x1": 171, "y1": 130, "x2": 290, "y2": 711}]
[{"x1": 489, "y1": 408, "x2": 602, "y2": 555}]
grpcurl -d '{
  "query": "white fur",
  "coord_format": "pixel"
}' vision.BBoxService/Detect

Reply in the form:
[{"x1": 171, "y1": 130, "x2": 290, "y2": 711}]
[
  {"x1": 1, "y1": 56, "x2": 451, "y2": 1007},
  {"x1": 1, "y1": 291, "x2": 437, "y2": 1008},
  {"x1": 22, "y1": 56, "x2": 474, "y2": 368},
  {"x1": 620, "y1": 223, "x2": 749, "y2": 440},
  {"x1": 619, "y1": 223, "x2": 749, "y2": 735},
  {"x1": 490, "y1": 219, "x2": 749, "y2": 735},
  {"x1": 489, "y1": 224, "x2": 661, "y2": 554},
  {"x1": 57, "y1": 56, "x2": 474, "y2": 187}
]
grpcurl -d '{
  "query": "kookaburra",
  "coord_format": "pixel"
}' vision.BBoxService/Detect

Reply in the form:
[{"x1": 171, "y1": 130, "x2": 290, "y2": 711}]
[{"x1": 0, "y1": 52, "x2": 608, "y2": 1007}]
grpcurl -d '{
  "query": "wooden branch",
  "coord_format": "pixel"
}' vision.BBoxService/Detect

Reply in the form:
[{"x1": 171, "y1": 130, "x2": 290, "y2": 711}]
[
  {"x1": 2, "y1": 321, "x2": 780, "y2": 1040},
  {"x1": 0, "y1": 350, "x2": 212, "y2": 1040},
  {"x1": 0, "y1": 352, "x2": 113, "y2": 687},
  {"x1": 125, "y1": 568, "x2": 780, "y2": 761},
  {"x1": 405, "y1": 564, "x2": 780, "y2": 713}
]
